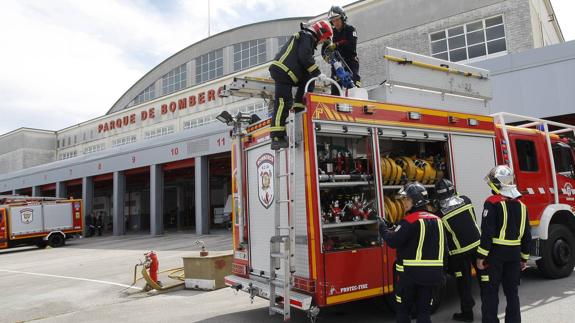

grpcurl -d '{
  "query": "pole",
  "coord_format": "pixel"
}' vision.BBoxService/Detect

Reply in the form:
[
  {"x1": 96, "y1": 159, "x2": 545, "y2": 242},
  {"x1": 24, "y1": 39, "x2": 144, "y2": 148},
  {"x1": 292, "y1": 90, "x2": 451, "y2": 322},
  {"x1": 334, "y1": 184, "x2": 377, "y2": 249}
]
[{"x1": 208, "y1": 0, "x2": 211, "y2": 37}]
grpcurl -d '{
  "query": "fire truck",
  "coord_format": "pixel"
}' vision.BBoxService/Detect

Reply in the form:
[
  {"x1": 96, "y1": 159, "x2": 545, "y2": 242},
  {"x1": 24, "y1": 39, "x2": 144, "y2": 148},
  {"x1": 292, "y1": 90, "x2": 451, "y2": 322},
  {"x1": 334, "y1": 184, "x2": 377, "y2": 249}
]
[
  {"x1": 0, "y1": 196, "x2": 83, "y2": 250},
  {"x1": 222, "y1": 48, "x2": 575, "y2": 321}
]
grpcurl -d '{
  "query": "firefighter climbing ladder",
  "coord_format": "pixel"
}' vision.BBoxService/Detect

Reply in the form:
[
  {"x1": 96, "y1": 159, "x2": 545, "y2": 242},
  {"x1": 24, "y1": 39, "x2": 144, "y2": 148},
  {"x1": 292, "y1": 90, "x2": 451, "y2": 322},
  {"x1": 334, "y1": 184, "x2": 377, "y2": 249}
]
[{"x1": 269, "y1": 111, "x2": 296, "y2": 321}]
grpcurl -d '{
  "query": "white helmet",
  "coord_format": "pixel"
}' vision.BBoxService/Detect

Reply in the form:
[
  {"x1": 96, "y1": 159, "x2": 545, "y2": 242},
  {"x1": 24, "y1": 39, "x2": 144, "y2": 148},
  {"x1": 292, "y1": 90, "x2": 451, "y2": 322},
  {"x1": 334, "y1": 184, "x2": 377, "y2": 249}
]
[{"x1": 484, "y1": 165, "x2": 521, "y2": 199}]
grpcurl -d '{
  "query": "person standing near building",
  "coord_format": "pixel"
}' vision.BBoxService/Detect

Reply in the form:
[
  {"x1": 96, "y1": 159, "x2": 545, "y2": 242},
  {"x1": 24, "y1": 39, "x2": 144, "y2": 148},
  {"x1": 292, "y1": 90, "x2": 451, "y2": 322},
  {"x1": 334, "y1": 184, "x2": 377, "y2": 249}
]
[
  {"x1": 268, "y1": 20, "x2": 332, "y2": 150},
  {"x1": 322, "y1": 5, "x2": 361, "y2": 94},
  {"x1": 477, "y1": 165, "x2": 531, "y2": 323},
  {"x1": 434, "y1": 179, "x2": 481, "y2": 322},
  {"x1": 380, "y1": 182, "x2": 448, "y2": 323},
  {"x1": 95, "y1": 212, "x2": 103, "y2": 236}
]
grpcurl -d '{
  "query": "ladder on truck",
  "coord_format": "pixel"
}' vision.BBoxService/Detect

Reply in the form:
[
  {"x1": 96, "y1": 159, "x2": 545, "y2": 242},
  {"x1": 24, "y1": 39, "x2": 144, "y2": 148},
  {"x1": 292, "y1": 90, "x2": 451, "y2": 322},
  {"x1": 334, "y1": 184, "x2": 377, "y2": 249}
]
[{"x1": 222, "y1": 76, "x2": 297, "y2": 321}]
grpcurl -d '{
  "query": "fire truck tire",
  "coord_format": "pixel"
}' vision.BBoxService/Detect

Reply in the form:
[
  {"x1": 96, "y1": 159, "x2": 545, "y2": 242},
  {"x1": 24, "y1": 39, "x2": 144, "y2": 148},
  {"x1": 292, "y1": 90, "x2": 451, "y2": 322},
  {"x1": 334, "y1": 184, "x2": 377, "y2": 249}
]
[
  {"x1": 36, "y1": 240, "x2": 48, "y2": 249},
  {"x1": 48, "y1": 233, "x2": 66, "y2": 248},
  {"x1": 536, "y1": 224, "x2": 575, "y2": 279}
]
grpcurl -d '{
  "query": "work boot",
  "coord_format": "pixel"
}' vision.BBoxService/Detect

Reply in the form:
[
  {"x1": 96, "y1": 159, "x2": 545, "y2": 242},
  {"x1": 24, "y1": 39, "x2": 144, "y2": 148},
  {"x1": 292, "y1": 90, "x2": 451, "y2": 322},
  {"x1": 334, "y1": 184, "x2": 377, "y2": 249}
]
[
  {"x1": 271, "y1": 137, "x2": 289, "y2": 150},
  {"x1": 452, "y1": 311, "x2": 474, "y2": 322}
]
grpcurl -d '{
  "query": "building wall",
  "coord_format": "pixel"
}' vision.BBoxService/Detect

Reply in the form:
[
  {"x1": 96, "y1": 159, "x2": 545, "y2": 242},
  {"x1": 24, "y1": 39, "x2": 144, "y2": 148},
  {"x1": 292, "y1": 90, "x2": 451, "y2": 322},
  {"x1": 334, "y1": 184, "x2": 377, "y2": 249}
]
[
  {"x1": 0, "y1": 130, "x2": 56, "y2": 174},
  {"x1": 529, "y1": 0, "x2": 564, "y2": 48}
]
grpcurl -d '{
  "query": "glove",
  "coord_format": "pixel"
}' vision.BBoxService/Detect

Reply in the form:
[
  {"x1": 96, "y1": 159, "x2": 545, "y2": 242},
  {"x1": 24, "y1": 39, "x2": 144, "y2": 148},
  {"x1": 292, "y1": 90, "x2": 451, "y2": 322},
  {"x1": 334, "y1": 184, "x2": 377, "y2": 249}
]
[
  {"x1": 326, "y1": 42, "x2": 337, "y2": 52},
  {"x1": 378, "y1": 217, "x2": 389, "y2": 235}
]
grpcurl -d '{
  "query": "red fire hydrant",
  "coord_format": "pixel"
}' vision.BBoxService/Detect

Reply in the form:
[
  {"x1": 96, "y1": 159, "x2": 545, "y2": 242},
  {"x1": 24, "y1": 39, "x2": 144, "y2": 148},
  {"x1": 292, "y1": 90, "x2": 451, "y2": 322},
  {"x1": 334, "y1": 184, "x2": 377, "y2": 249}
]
[{"x1": 144, "y1": 251, "x2": 159, "y2": 283}]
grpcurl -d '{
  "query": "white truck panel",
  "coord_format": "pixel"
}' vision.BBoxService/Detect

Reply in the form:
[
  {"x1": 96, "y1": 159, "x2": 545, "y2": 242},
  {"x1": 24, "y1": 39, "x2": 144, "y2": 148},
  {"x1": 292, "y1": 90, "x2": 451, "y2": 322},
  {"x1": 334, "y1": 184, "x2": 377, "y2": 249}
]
[
  {"x1": 43, "y1": 203, "x2": 73, "y2": 231},
  {"x1": 450, "y1": 134, "x2": 497, "y2": 225},
  {"x1": 9, "y1": 205, "x2": 44, "y2": 236}
]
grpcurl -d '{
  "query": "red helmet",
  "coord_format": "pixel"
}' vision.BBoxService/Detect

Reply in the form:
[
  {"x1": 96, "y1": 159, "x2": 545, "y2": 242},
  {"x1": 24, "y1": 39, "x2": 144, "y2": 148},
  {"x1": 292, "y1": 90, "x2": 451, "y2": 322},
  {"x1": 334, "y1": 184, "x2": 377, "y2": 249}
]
[{"x1": 311, "y1": 20, "x2": 333, "y2": 42}]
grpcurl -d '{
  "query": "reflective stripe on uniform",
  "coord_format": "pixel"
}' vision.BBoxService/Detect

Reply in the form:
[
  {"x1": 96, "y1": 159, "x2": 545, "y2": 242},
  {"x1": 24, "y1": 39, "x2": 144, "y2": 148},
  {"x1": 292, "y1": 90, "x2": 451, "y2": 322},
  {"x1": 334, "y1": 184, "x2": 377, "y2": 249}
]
[
  {"x1": 442, "y1": 218, "x2": 462, "y2": 250},
  {"x1": 274, "y1": 98, "x2": 285, "y2": 128},
  {"x1": 395, "y1": 264, "x2": 404, "y2": 272},
  {"x1": 278, "y1": 35, "x2": 295, "y2": 63},
  {"x1": 455, "y1": 271, "x2": 463, "y2": 278},
  {"x1": 442, "y1": 204, "x2": 474, "y2": 222},
  {"x1": 269, "y1": 126, "x2": 286, "y2": 132},
  {"x1": 292, "y1": 103, "x2": 305, "y2": 109},
  {"x1": 307, "y1": 64, "x2": 319, "y2": 73},
  {"x1": 396, "y1": 295, "x2": 402, "y2": 303},
  {"x1": 449, "y1": 240, "x2": 480, "y2": 256},
  {"x1": 403, "y1": 260, "x2": 444, "y2": 266},
  {"x1": 518, "y1": 202, "x2": 527, "y2": 240},
  {"x1": 438, "y1": 220, "x2": 445, "y2": 261},
  {"x1": 271, "y1": 61, "x2": 298, "y2": 83},
  {"x1": 403, "y1": 218, "x2": 445, "y2": 267},
  {"x1": 492, "y1": 238, "x2": 520, "y2": 246},
  {"x1": 499, "y1": 201, "x2": 508, "y2": 240},
  {"x1": 481, "y1": 275, "x2": 489, "y2": 282},
  {"x1": 416, "y1": 219, "x2": 426, "y2": 260},
  {"x1": 521, "y1": 252, "x2": 529, "y2": 261},
  {"x1": 477, "y1": 246, "x2": 489, "y2": 256}
]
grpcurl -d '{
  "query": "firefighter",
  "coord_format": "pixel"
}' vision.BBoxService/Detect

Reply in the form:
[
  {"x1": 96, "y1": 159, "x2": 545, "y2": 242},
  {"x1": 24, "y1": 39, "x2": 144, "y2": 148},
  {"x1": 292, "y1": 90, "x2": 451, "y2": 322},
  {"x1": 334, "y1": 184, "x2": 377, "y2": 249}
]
[
  {"x1": 434, "y1": 179, "x2": 481, "y2": 322},
  {"x1": 322, "y1": 5, "x2": 361, "y2": 94},
  {"x1": 477, "y1": 165, "x2": 531, "y2": 323},
  {"x1": 268, "y1": 20, "x2": 333, "y2": 150},
  {"x1": 380, "y1": 182, "x2": 448, "y2": 323}
]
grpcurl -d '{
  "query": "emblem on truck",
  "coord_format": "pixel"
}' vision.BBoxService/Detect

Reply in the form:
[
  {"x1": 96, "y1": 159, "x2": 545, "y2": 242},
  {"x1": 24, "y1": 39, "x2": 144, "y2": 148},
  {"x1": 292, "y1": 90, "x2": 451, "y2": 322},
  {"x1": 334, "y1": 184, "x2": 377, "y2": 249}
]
[
  {"x1": 20, "y1": 208, "x2": 34, "y2": 224},
  {"x1": 256, "y1": 153, "x2": 274, "y2": 209}
]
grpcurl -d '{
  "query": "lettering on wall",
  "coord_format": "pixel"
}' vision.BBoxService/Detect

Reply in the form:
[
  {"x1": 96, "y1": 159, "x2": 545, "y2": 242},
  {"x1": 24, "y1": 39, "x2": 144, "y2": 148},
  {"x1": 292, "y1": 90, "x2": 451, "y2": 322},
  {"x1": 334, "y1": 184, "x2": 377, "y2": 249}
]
[{"x1": 97, "y1": 86, "x2": 224, "y2": 133}]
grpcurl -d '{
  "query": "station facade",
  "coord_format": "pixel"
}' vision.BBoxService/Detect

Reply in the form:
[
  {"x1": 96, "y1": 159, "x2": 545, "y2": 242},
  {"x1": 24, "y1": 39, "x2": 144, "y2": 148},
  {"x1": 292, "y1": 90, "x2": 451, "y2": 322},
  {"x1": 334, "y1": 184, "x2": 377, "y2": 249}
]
[{"x1": 0, "y1": 0, "x2": 566, "y2": 235}]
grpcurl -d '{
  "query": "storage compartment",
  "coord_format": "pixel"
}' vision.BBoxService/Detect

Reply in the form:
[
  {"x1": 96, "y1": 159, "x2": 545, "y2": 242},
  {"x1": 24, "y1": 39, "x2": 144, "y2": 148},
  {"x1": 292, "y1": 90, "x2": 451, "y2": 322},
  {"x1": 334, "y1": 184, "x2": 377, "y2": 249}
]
[
  {"x1": 315, "y1": 131, "x2": 380, "y2": 252},
  {"x1": 378, "y1": 129, "x2": 451, "y2": 224}
]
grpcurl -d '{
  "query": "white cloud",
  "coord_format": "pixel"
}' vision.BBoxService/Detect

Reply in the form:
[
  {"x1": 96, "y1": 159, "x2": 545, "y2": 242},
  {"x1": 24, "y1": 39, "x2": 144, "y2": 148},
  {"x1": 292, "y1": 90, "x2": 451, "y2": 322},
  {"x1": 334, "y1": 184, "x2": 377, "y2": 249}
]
[{"x1": 0, "y1": 0, "x2": 354, "y2": 134}]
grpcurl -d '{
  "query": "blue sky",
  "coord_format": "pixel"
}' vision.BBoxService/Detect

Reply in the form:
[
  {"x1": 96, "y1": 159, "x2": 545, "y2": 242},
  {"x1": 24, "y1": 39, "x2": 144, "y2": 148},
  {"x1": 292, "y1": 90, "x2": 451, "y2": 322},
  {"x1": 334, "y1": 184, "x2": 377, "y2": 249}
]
[{"x1": 0, "y1": 0, "x2": 573, "y2": 135}]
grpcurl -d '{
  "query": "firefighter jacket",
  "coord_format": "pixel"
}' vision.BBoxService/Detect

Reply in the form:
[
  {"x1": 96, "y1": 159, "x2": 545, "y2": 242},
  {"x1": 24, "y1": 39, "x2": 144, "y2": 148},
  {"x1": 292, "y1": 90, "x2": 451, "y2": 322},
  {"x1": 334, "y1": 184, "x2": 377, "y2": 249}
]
[
  {"x1": 477, "y1": 195, "x2": 531, "y2": 262},
  {"x1": 322, "y1": 24, "x2": 358, "y2": 63},
  {"x1": 437, "y1": 195, "x2": 481, "y2": 256},
  {"x1": 381, "y1": 208, "x2": 448, "y2": 286},
  {"x1": 269, "y1": 30, "x2": 321, "y2": 85}
]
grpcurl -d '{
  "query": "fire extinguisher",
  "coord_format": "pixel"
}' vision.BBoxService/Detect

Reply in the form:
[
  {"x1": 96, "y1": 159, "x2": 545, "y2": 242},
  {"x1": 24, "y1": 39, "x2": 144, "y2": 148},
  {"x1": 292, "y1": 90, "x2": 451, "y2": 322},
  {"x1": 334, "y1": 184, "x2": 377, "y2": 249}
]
[{"x1": 144, "y1": 251, "x2": 159, "y2": 284}]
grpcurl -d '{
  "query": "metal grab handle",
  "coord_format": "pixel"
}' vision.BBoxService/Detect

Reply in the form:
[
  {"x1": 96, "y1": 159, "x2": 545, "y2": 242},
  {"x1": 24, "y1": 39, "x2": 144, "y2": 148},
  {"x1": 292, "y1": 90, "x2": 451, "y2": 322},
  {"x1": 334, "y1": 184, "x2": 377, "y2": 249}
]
[{"x1": 305, "y1": 76, "x2": 343, "y2": 97}]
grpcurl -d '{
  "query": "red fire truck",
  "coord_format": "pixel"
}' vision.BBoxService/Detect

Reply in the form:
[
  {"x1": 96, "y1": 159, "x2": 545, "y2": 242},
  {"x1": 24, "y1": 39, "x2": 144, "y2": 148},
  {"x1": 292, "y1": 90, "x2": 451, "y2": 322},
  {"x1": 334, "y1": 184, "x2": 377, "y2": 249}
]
[
  {"x1": 222, "y1": 48, "x2": 575, "y2": 321},
  {"x1": 0, "y1": 196, "x2": 83, "y2": 250}
]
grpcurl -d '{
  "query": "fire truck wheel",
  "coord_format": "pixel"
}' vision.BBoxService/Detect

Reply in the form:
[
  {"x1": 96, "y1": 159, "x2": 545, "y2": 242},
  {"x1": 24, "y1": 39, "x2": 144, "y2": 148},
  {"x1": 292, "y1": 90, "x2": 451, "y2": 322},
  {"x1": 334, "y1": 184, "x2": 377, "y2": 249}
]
[
  {"x1": 537, "y1": 224, "x2": 575, "y2": 279},
  {"x1": 48, "y1": 233, "x2": 66, "y2": 248},
  {"x1": 36, "y1": 240, "x2": 48, "y2": 249}
]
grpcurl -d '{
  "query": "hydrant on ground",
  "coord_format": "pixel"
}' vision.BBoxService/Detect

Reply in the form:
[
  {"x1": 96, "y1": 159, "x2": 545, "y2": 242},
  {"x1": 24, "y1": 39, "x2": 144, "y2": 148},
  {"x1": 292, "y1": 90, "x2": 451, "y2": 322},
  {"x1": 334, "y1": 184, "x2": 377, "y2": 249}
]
[{"x1": 144, "y1": 251, "x2": 159, "y2": 283}]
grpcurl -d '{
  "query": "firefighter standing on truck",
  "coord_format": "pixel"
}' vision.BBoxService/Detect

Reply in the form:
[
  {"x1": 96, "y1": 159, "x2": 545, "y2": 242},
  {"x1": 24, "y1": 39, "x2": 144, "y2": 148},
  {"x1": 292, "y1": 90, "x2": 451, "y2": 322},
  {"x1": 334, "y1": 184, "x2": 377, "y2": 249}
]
[
  {"x1": 268, "y1": 20, "x2": 333, "y2": 150},
  {"x1": 322, "y1": 5, "x2": 361, "y2": 94},
  {"x1": 434, "y1": 179, "x2": 481, "y2": 322},
  {"x1": 380, "y1": 182, "x2": 448, "y2": 323},
  {"x1": 477, "y1": 165, "x2": 531, "y2": 323}
]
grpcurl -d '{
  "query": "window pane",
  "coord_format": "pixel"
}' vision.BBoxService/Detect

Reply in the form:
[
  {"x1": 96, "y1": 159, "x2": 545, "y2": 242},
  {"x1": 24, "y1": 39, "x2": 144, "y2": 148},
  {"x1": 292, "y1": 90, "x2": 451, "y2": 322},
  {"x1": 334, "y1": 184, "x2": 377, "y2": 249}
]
[
  {"x1": 487, "y1": 38, "x2": 506, "y2": 54},
  {"x1": 516, "y1": 140, "x2": 538, "y2": 172},
  {"x1": 485, "y1": 16, "x2": 503, "y2": 27},
  {"x1": 449, "y1": 48, "x2": 467, "y2": 62},
  {"x1": 468, "y1": 43, "x2": 487, "y2": 59},
  {"x1": 486, "y1": 25, "x2": 505, "y2": 40},
  {"x1": 466, "y1": 21, "x2": 483, "y2": 32},
  {"x1": 448, "y1": 35, "x2": 465, "y2": 49},
  {"x1": 432, "y1": 52, "x2": 449, "y2": 60},
  {"x1": 466, "y1": 30, "x2": 485, "y2": 45},
  {"x1": 431, "y1": 39, "x2": 447, "y2": 53},
  {"x1": 430, "y1": 31, "x2": 446, "y2": 41},
  {"x1": 448, "y1": 26, "x2": 464, "y2": 37}
]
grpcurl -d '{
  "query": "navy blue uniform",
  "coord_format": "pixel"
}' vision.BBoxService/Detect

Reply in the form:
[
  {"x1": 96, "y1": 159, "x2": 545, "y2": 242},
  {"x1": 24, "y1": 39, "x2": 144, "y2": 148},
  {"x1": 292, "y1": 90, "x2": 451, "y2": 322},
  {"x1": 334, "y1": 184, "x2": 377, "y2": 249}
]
[
  {"x1": 322, "y1": 24, "x2": 361, "y2": 93},
  {"x1": 477, "y1": 194, "x2": 531, "y2": 323},
  {"x1": 381, "y1": 208, "x2": 448, "y2": 323}
]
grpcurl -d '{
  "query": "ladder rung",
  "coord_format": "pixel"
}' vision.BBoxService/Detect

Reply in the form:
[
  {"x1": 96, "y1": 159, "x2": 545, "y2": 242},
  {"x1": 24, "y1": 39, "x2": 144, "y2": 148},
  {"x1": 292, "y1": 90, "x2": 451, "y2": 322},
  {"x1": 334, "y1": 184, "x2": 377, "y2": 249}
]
[
  {"x1": 276, "y1": 226, "x2": 292, "y2": 230},
  {"x1": 277, "y1": 173, "x2": 293, "y2": 178},
  {"x1": 270, "y1": 306, "x2": 287, "y2": 315},
  {"x1": 277, "y1": 199, "x2": 291, "y2": 204},
  {"x1": 270, "y1": 252, "x2": 286, "y2": 258},
  {"x1": 270, "y1": 279, "x2": 287, "y2": 287}
]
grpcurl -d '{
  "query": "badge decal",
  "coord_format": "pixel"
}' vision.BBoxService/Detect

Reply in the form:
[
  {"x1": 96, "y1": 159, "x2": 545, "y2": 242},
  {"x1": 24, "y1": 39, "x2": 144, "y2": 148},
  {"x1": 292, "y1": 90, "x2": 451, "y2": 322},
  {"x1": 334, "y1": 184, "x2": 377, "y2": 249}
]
[
  {"x1": 20, "y1": 208, "x2": 34, "y2": 224},
  {"x1": 256, "y1": 153, "x2": 274, "y2": 209}
]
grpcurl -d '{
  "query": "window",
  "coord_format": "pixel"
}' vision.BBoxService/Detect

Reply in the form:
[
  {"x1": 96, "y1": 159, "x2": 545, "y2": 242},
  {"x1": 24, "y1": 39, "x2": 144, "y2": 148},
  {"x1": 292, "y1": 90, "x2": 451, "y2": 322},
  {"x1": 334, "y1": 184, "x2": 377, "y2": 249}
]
[
  {"x1": 430, "y1": 15, "x2": 507, "y2": 62},
  {"x1": 277, "y1": 36, "x2": 291, "y2": 50},
  {"x1": 67, "y1": 137, "x2": 71, "y2": 146},
  {"x1": 195, "y1": 49, "x2": 223, "y2": 84},
  {"x1": 84, "y1": 143, "x2": 105, "y2": 154},
  {"x1": 112, "y1": 135, "x2": 137, "y2": 147},
  {"x1": 162, "y1": 64, "x2": 187, "y2": 95},
  {"x1": 59, "y1": 151, "x2": 77, "y2": 160},
  {"x1": 515, "y1": 139, "x2": 539, "y2": 172},
  {"x1": 233, "y1": 39, "x2": 266, "y2": 71},
  {"x1": 144, "y1": 126, "x2": 174, "y2": 139},
  {"x1": 553, "y1": 142, "x2": 575, "y2": 177},
  {"x1": 134, "y1": 83, "x2": 155, "y2": 105}
]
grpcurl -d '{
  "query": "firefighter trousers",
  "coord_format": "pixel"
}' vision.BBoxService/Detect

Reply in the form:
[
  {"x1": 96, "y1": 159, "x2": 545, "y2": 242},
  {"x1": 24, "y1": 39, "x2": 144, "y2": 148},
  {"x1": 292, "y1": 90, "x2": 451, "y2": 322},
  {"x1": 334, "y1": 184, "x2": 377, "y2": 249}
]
[
  {"x1": 449, "y1": 251, "x2": 480, "y2": 314},
  {"x1": 269, "y1": 68, "x2": 315, "y2": 139},
  {"x1": 480, "y1": 258, "x2": 521, "y2": 323},
  {"x1": 396, "y1": 277, "x2": 433, "y2": 323}
]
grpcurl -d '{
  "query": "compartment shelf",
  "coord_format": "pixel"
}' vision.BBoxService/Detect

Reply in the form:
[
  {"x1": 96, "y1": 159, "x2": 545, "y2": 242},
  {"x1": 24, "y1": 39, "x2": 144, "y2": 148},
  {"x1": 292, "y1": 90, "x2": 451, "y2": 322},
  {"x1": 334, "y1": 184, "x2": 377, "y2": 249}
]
[
  {"x1": 381, "y1": 185, "x2": 435, "y2": 189},
  {"x1": 319, "y1": 181, "x2": 372, "y2": 188},
  {"x1": 322, "y1": 219, "x2": 378, "y2": 229}
]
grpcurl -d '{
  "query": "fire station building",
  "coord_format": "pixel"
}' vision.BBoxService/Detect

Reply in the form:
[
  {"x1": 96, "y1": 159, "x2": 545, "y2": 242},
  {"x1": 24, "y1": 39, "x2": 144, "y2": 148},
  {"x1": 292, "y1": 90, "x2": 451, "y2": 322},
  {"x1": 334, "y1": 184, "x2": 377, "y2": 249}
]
[{"x1": 0, "y1": 0, "x2": 569, "y2": 235}]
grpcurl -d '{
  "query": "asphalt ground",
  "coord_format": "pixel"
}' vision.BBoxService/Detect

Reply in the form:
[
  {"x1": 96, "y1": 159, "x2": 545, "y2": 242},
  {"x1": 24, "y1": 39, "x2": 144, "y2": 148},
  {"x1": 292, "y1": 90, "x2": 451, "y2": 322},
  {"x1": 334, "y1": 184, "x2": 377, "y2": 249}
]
[{"x1": 1, "y1": 233, "x2": 574, "y2": 322}]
